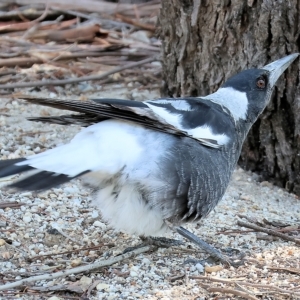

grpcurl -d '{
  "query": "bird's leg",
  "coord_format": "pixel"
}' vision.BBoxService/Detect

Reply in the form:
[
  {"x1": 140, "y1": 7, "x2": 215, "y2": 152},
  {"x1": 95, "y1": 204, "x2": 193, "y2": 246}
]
[
  {"x1": 166, "y1": 221, "x2": 245, "y2": 266},
  {"x1": 176, "y1": 226, "x2": 231, "y2": 265},
  {"x1": 122, "y1": 236, "x2": 184, "y2": 254}
]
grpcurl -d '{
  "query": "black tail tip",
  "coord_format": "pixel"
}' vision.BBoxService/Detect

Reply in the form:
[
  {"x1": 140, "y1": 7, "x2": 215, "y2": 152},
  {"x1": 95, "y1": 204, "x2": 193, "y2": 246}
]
[{"x1": 0, "y1": 158, "x2": 33, "y2": 178}]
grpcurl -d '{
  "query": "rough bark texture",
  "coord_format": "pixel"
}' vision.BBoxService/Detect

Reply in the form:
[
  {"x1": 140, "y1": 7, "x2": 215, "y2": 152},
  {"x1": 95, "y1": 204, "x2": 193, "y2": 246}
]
[{"x1": 158, "y1": 0, "x2": 300, "y2": 195}]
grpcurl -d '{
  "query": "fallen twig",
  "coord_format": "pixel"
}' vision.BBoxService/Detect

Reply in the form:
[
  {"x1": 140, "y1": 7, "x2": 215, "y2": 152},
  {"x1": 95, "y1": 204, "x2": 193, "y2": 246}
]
[
  {"x1": 0, "y1": 202, "x2": 26, "y2": 209},
  {"x1": 190, "y1": 275, "x2": 300, "y2": 297},
  {"x1": 55, "y1": 9, "x2": 135, "y2": 31},
  {"x1": 168, "y1": 274, "x2": 185, "y2": 282},
  {"x1": 0, "y1": 69, "x2": 17, "y2": 77},
  {"x1": 237, "y1": 214, "x2": 262, "y2": 225},
  {"x1": 0, "y1": 290, "x2": 80, "y2": 299},
  {"x1": 0, "y1": 3, "x2": 49, "y2": 33},
  {"x1": 206, "y1": 286, "x2": 259, "y2": 300},
  {"x1": 277, "y1": 226, "x2": 300, "y2": 233},
  {"x1": 0, "y1": 56, "x2": 158, "y2": 90},
  {"x1": 256, "y1": 233, "x2": 280, "y2": 241},
  {"x1": 235, "y1": 283, "x2": 257, "y2": 296},
  {"x1": 86, "y1": 279, "x2": 102, "y2": 297},
  {"x1": 0, "y1": 245, "x2": 155, "y2": 291},
  {"x1": 216, "y1": 229, "x2": 255, "y2": 235},
  {"x1": 15, "y1": 0, "x2": 160, "y2": 18},
  {"x1": 115, "y1": 13, "x2": 156, "y2": 31},
  {"x1": 31, "y1": 23, "x2": 103, "y2": 43},
  {"x1": 0, "y1": 49, "x2": 127, "y2": 68},
  {"x1": 28, "y1": 243, "x2": 115, "y2": 261},
  {"x1": 237, "y1": 220, "x2": 300, "y2": 245},
  {"x1": 267, "y1": 266, "x2": 300, "y2": 275}
]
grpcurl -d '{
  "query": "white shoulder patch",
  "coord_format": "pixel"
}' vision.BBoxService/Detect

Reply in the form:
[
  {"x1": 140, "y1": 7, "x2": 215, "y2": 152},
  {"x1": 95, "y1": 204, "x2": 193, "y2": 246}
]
[
  {"x1": 187, "y1": 125, "x2": 229, "y2": 146},
  {"x1": 201, "y1": 87, "x2": 248, "y2": 120},
  {"x1": 145, "y1": 102, "x2": 182, "y2": 128},
  {"x1": 146, "y1": 99, "x2": 192, "y2": 111},
  {"x1": 145, "y1": 101, "x2": 229, "y2": 147}
]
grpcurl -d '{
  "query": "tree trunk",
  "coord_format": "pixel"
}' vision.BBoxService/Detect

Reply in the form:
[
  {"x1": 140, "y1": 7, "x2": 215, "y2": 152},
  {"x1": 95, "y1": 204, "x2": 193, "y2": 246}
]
[{"x1": 158, "y1": 0, "x2": 300, "y2": 195}]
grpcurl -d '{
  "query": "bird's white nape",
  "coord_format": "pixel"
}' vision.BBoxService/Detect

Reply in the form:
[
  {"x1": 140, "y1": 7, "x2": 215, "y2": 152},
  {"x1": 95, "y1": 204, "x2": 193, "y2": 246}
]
[{"x1": 201, "y1": 87, "x2": 248, "y2": 121}]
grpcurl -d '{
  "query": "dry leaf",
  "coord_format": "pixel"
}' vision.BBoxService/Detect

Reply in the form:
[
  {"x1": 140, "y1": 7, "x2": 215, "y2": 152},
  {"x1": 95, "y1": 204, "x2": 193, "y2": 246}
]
[
  {"x1": 71, "y1": 258, "x2": 82, "y2": 267},
  {"x1": 47, "y1": 24, "x2": 102, "y2": 43},
  {"x1": 205, "y1": 265, "x2": 223, "y2": 273},
  {"x1": 2, "y1": 251, "x2": 11, "y2": 259},
  {"x1": 79, "y1": 275, "x2": 92, "y2": 291}
]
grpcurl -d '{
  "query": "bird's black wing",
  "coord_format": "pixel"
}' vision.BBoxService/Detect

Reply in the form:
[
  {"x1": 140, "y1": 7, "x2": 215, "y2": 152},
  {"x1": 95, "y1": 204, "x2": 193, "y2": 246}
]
[{"x1": 19, "y1": 96, "x2": 235, "y2": 148}]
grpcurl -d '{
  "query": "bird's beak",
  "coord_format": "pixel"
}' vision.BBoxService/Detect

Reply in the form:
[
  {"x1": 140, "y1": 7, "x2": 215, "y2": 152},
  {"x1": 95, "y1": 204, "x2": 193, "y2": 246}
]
[{"x1": 262, "y1": 53, "x2": 299, "y2": 87}]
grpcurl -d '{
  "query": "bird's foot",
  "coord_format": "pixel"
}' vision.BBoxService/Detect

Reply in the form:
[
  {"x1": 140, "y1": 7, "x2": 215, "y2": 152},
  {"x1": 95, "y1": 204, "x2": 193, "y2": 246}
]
[
  {"x1": 221, "y1": 247, "x2": 247, "y2": 267},
  {"x1": 184, "y1": 248, "x2": 246, "y2": 267},
  {"x1": 140, "y1": 236, "x2": 184, "y2": 247},
  {"x1": 123, "y1": 236, "x2": 184, "y2": 254}
]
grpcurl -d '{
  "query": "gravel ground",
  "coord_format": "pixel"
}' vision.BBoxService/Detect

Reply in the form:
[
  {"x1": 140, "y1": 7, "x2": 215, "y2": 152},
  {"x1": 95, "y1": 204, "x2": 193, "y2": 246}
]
[{"x1": 0, "y1": 87, "x2": 300, "y2": 300}]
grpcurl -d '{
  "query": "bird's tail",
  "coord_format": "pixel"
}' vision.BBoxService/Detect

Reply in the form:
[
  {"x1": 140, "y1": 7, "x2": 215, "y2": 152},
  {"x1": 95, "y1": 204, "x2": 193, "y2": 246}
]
[
  {"x1": 0, "y1": 118, "x2": 144, "y2": 192},
  {"x1": 0, "y1": 158, "x2": 33, "y2": 177},
  {"x1": 0, "y1": 128, "x2": 96, "y2": 191},
  {"x1": 0, "y1": 157, "x2": 85, "y2": 191}
]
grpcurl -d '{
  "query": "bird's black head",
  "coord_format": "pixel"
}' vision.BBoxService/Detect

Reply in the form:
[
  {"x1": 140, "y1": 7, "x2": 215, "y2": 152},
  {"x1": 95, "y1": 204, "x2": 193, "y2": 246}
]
[
  {"x1": 203, "y1": 54, "x2": 299, "y2": 131},
  {"x1": 222, "y1": 68, "x2": 272, "y2": 123}
]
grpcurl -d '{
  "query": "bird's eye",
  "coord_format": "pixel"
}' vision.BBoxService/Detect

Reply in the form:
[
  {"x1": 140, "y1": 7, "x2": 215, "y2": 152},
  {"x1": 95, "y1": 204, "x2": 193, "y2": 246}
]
[{"x1": 256, "y1": 76, "x2": 266, "y2": 89}]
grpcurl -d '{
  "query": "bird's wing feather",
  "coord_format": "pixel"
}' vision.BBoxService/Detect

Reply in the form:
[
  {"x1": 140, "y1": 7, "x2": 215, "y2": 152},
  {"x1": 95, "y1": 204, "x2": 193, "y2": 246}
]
[{"x1": 20, "y1": 96, "x2": 235, "y2": 148}]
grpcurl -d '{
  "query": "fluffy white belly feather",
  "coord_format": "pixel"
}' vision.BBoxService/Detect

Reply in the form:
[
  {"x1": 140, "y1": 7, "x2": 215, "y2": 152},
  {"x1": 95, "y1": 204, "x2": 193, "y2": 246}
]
[{"x1": 92, "y1": 183, "x2": 168, "y2": 236}]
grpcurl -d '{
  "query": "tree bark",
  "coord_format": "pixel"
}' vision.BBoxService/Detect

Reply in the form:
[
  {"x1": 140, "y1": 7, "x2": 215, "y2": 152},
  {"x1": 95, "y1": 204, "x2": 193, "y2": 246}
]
[{"x1": 158, "y1": 0, "x2": 300, "y2": 195}]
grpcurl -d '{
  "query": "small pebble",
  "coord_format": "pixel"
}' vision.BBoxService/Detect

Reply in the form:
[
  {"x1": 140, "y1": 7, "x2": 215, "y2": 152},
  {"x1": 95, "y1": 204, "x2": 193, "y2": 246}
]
[
  {"x1": 96, "y1": 283, "x2": 110, "y2": 291},
  {"x1": 196, "y1": 263, "x2": 204, "y2": 273},
  {"x1": 23, "y1": 215, "x2": 32, "y2": 223},
  {"x1": 93, "y1": 220, "x2": 106, "y2": 230}
]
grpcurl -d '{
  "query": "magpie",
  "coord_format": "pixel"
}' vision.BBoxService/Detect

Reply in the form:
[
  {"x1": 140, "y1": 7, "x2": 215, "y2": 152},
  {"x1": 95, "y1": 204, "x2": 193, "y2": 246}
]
[{"x1": 0, "y1": 54, "x2": 298, "y2": 264}]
